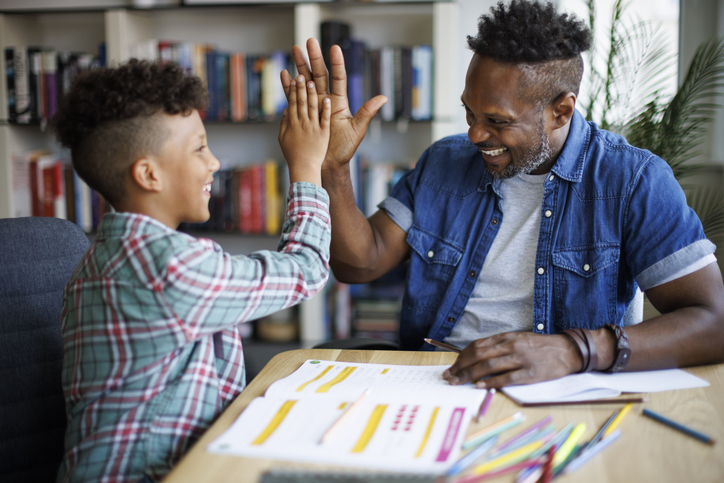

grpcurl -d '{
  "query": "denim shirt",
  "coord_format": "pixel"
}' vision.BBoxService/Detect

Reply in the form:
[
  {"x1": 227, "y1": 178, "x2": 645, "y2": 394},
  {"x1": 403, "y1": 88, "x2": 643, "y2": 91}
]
[{"x1": 382, "y1": 110, "x2": 715, "y2": 350}]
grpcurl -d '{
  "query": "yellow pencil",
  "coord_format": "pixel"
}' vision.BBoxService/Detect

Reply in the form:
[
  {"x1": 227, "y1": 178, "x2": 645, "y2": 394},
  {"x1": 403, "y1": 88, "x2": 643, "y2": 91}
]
[
  {"x1": 471, "y1": 437, "x2": 549, "y2": 475},
  {"x1": 603, "y1": 403, "x2": 633, "y2": 438},
  {"x1": 552, "y1": 422, "x2": 586, "y2": 467}
]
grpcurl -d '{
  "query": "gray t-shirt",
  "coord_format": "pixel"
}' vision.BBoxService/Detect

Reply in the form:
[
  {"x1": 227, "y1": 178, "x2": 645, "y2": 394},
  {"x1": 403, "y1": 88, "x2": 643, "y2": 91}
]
[{"x1": 444, "y1": 173, "x2": 546, "y2": 348}]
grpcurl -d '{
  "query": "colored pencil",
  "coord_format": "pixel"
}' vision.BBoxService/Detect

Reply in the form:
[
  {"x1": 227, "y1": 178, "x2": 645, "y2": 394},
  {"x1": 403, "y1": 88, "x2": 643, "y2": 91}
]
[
  {"x1": 452, "y1": 457, "x2": 546, "y2": 483},
  {"x1": 603, "y1": 402, "x2": 633, "y2": 437},
  {"x1": 470, "y1": 434, "x2": 553, "y2": 475},
  {"x1": 495, "y1": 416, "x2": 553, "y2": 452},
  {"x1": 642, "y1": 408, "x2": 717, "y2": 445},
  {"x1": 564, "y1": 429, "x2": 622, "y2": 474},
  {"x1": 424, "y1": 338, "x2": 462, "y2": 353},
  {"x1": 585, "y1": 407, "x2": 620, "y2": 450},
  {"x1": 475, "y1": 389, "x2": 495, "y2": 423},
  {"x1": 552, "y1": 422, "x2": 586, "y2": 467},
  {"x1": 463, "y1": 412, "x2": 525, "y2": 449},
  {"x1": 318, "y1": 388, "x2": 370, "y2": 444},
  {"x1": 518, "y1": 397, "x2": 647, "y2": 407},
  {"x1": 447, "y1": 435, "x2": 499, "y2": 477}
]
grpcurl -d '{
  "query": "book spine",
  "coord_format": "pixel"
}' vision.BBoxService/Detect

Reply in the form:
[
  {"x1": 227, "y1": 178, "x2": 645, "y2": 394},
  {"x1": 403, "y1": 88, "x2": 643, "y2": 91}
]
[
  {"x1": 239, "y1": 168, "x2": 252, "y2": 233},
  {"x1": 264, "y1": 160, "x2": 280, "y2": 235},
  {"x1": 205, "y1": 50, "x2": 218, "y2": 120},
  {"x1": 5, "y1": 48, "x2": 16, "y2": 122},
  {"x1": 43, "y1": 51, "x2": 58, "y2": 121},
  {"x1": 217, "y1": 52, "x2": 230, "y2": 121},
  {"x1": 11, "y1": 152, "x2": 32, "y2": 217},
  {"x1": 250, "y1": 164, "x2": 265, "y2": 234},
  {"x1": 230, "y1": 52, "x2": 246, "y2": 122},
  {"x1": 64, "y1": 163, "x2": 76, "y2": 224}
]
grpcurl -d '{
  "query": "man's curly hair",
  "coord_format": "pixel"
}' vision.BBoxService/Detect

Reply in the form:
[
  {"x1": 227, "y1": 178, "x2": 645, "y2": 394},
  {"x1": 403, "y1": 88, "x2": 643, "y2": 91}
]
[
  {"x1": 52, "y1": 59, "x2": 208, "y2": 206},
  {"x1": 467, "y1": 0, "x2": 592, "y2": 109}
]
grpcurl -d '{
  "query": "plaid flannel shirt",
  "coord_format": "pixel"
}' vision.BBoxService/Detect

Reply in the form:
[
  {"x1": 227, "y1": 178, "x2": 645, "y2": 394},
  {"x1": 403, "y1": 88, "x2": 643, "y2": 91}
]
[{"x1": 57, "y1": 182, "x2": 331, "y2": 483}]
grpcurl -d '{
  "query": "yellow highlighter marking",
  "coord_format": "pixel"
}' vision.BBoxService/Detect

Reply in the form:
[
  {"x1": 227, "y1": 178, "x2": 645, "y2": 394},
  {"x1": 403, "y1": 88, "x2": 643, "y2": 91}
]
[
  {"x1": 351, "y1": 404, "x2": 388, "y2": 453},
  {"x1": 338, "y1": 402, "x2": 348, "y2": 410},
  {"x1": 296, "y1": 365, "x2": 334, "y2": 392},
  {"x1": 381, "y1": 368, "x2": 390, "y2": 374},
  {"x1": 415, "y1": 407, "x2": 439, "y2": 457},
  {"x1": 316, "y1": 366, "x2": 357, "y2": 393},
  {"x1": 251, "y1": 400, "x2": 297, "y2": 445}
]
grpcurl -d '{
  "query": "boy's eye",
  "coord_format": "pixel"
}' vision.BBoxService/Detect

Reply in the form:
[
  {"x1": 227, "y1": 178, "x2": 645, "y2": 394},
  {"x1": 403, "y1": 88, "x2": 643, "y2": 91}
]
[{"x1": 197, "y1": 145, "x2": 207, "y2": 152}]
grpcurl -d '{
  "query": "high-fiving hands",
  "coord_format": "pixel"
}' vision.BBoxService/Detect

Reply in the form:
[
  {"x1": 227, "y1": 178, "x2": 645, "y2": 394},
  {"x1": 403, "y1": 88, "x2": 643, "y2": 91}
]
[{"x1": 280, "y1": 38, "x2": 388, "y2": 171}]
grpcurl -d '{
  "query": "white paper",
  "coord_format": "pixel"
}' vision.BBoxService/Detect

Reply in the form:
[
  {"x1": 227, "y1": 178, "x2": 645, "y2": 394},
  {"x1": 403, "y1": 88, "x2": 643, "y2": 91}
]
[
  {"x1": 501, "y1": 368, "x2": 709, "y2": 404},
  {"x1": 207, "y1": 360, "x2": 488, "y2": 474}
]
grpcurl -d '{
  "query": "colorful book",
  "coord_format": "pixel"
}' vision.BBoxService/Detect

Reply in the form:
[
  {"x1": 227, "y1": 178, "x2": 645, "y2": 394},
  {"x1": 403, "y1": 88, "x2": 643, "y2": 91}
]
[{"x1": 250, "y1": 164, "x2": 265, "y2": 234}]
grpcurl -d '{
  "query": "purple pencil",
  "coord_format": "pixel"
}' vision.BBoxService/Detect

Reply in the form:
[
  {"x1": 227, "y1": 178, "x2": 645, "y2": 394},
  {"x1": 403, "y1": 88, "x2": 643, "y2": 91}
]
[
  {"x1": 476, "y1": 388, "x2": 496, "y2": 422},
  {"x1": 496, "y1": 415, "x2": 554, "y2": 452}
]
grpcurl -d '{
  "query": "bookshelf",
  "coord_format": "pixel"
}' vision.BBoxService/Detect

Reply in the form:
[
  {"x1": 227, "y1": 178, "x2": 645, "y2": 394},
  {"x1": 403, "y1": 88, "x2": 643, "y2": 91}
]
[{"x1": 0, "y1": 1, "x2": 461, "y2": 349}]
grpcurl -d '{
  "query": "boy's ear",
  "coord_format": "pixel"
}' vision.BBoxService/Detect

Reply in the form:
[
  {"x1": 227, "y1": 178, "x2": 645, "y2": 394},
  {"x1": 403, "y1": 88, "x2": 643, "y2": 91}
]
[{"x1": 131, "y1": 157, "x2": 163, "y2": 193}]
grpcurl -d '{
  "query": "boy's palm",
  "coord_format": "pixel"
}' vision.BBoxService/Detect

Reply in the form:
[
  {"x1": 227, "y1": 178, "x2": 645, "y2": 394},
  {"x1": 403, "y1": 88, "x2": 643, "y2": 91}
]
[{"x1": 281, "y1": 39, "x2": 387, "y2": 170}]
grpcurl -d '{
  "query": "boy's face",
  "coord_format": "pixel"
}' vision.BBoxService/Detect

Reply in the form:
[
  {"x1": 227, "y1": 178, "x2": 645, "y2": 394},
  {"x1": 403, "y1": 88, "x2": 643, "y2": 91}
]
[{"x1": 154, "y1": 110, "x2": 220, "y2": 228}]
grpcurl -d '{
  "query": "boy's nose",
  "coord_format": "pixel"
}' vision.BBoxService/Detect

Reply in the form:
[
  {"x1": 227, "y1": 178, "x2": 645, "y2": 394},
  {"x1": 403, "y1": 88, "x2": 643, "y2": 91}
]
[{"x1": 210, "y1": 155, "x2": 221, "y2": 173}]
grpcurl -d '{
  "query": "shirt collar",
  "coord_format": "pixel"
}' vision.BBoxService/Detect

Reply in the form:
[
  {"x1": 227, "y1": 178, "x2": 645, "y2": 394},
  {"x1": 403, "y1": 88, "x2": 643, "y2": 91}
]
[
  {"x1": 96, "y1": 212, "x2": 175, "y2": 241},
  {"x1": 551, "y1": 109, "x2": 591, "y2": 183}
]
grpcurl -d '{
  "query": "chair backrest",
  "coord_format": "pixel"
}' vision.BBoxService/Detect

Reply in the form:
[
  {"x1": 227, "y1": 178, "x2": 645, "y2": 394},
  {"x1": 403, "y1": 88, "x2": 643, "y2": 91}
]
[{"x1": 0, "y1": 217, "x2": 90, "y2": 483}]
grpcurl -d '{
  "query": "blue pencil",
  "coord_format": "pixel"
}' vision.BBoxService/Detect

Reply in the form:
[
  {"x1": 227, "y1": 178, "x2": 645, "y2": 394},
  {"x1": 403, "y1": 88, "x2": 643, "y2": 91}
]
[
  {"x1": 642, "y1": 408, "x2": 717, "y2": 446},
  {"x1": 447, "y1": 435, "x2": 499, "y2": 476},
  {"x1": 564, "y1": 429, "x2": 622, "y2": 474}
]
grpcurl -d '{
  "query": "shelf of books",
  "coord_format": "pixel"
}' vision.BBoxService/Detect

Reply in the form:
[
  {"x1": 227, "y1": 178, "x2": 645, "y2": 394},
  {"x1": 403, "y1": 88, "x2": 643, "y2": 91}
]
[{"x1": 0, "y1": 1, "x2": 460, "y2": 347}]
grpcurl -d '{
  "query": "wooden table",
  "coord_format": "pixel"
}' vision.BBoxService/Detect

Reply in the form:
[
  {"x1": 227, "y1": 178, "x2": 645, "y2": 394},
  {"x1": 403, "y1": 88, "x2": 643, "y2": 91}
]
[{"x1": 163, "y1": 349, "x2": 724, "y2": 483}]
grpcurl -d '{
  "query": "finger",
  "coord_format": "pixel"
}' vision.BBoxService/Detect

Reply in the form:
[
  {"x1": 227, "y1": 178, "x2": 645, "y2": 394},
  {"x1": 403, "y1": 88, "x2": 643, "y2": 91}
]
[
  {"x1": 351, "y1": 95, "x2": 388, "y2": 129},
  {"x1": 288, "y1": 78, "x2": 298, "y2": 119},
  {"x1": 278, "y1": 108, "x2": 288, "y2": 140},
  {"x1": 280, "y1": 69, "x2": 292, "y2": 99},
  {"x1": 292, "y1": 44, "x2": 312, "y2": 83},
  {"x1": 328, "y1": 44, "x2": 347, "y2": 98},
  {"x1": 306, "y1": 81, "x2": 319, "y2": 123},
  {"x1": 306, "y1": 38, "x2": 329, "y2": 94},
  {"x1": 320, "y1": 97, "x2": 331, "y2": 132},
  {"x1": 450, "y1": 353, "x2": 521, "y2": 386},
  {"x1": 295, "y1": 76, "x2": 308, "y2": 121}
]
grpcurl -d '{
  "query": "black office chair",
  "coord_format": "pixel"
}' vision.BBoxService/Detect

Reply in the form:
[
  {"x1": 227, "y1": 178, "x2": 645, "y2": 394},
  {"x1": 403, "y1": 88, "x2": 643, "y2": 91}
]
[{"x1": 0, "y1": 217, "x2": 90, "y2": 483}]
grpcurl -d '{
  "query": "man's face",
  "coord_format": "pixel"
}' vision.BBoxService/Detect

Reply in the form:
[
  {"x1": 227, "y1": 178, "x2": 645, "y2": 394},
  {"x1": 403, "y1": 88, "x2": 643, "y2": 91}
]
[{"x1": 461, "y1": 55, "x2": 556, "y2": 179}]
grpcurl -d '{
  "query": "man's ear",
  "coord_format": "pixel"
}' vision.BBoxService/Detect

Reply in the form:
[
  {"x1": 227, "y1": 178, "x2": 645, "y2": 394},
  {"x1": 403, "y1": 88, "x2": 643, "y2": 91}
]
[
  {"x1": 131, "y1": 157, "x2": 163, "y2": 193},
  {"x1": 550, "y1": 92, "x2": 576, "y2": 130}
]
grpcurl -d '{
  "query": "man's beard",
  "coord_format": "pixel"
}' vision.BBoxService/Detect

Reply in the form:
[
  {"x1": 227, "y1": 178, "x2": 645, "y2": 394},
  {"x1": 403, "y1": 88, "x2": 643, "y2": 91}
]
[{"x1": 486, "y1": 120, "x2": 552, "y2": 179}]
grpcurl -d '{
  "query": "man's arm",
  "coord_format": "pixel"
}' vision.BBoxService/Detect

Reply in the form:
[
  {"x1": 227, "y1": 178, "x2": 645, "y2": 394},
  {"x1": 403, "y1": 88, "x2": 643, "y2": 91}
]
[
  {"x1": 443, "y1": 263, "x2": 724, "y2": 389},
  {"x1": 281, "y1": 38, "x2": 410, "y2": 283}
]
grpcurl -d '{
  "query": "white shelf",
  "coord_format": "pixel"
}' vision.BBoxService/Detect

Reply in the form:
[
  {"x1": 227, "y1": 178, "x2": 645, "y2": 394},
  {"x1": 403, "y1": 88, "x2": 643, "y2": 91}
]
[{"x1": 0, "y1": 1, "x2": 460, "y2": 345}]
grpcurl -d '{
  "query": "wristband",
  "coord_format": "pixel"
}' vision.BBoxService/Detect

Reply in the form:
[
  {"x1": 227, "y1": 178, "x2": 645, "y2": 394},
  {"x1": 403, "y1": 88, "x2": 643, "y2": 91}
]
[
  {"x1": 604, "y1": 324, "x2": 631, "y2": 373},
  {"x1": 561, "y1": 328, "x2": 598, "y2": 373}
]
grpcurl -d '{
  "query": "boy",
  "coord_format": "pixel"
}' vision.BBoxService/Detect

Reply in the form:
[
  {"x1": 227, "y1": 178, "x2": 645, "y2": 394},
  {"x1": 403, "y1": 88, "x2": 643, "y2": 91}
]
[{"x1": 52, "y1": 59, "x2": 332, "y2": 482}]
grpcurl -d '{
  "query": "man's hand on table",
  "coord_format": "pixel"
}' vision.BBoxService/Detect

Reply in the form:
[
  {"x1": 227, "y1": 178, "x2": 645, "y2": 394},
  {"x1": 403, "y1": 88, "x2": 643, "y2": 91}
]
[{"x1": 442, "y1": 332, "x2": 588, "y2": 389}]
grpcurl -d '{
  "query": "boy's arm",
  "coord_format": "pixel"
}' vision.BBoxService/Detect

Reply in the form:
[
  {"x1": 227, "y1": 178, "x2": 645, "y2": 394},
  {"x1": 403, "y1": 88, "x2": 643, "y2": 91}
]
[
  {"x1": 164, "y1": 182, "x2": 331, "y2": 338},
  {"x1": 163, "y1": 77, "x2": 333, "y2": 338}
]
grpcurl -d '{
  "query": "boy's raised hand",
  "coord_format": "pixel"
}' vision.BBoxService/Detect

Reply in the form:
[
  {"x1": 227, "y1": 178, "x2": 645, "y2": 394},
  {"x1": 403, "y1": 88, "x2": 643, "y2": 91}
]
[
  {"x1": 278, "y1": 75, "x2": 331, "y2": 187},
  {"x1": 280, "y1": 38, "x2": 387, "y2": 172}
]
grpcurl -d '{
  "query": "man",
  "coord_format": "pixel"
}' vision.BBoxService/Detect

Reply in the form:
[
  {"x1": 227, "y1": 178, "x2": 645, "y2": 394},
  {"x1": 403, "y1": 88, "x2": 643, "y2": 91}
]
[{"x1": 282, "y1": 0, "x2": 724, "y2": 388}]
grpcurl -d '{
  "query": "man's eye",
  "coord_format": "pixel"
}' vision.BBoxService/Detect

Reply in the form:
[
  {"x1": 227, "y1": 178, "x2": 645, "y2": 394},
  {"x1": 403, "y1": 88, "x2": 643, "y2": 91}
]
[{"x1": 489, "y1": 118, "x2": 506, "y2": 125}]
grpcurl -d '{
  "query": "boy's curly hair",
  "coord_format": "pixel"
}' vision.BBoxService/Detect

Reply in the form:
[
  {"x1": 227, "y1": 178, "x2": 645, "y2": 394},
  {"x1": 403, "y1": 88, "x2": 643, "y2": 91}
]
[
  {"x1": 52, "y1": 59, "x2": 208, "y2": 206},
  {"x1": 467, "y1": 0, "x2": 592, "y2": 109}
]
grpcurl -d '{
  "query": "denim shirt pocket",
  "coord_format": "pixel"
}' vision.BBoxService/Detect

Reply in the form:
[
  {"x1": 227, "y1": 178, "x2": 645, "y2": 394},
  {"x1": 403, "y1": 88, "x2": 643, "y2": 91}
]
[
  {"x1": 405, "y1": 226, "x2": 463, "y2": 311},
  {"x1": 551, "y1": 244, "x2": 620, "y2": 330}
]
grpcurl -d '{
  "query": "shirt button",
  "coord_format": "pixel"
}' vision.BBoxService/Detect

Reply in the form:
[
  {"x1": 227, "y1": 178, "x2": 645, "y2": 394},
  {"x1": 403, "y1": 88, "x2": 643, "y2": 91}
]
[
  {"x1": 447, "y1": 316, "x2": 455, "y2": 322},
  {"x1": 544, "y1": 210, "x2": 552, "y2": 218},
  {"x1": 427, "y1": 250, "x2": 434, "y2": 258},
  {"x1": 537, "y1": 267, "x2": 545, "y2": 275},
  {"x1": 536, "y1": 323, "x2": 544, "y2": 331},
  {"x1": 583, "y1": 263, "x2": 590, "y2": 272},
  {"x1": 469, "y1": 271, "x2": 476, "y2": 277},
  {"x1": 549, "y1": 175, "x2": 555, "y2": 181},
  {"x1": 491, "y1": 218, "x2": 499, "y2": 225}
]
